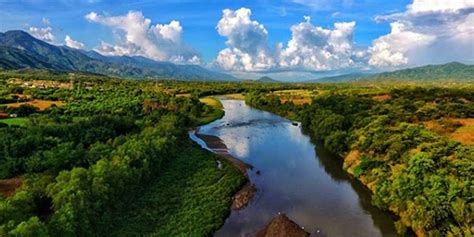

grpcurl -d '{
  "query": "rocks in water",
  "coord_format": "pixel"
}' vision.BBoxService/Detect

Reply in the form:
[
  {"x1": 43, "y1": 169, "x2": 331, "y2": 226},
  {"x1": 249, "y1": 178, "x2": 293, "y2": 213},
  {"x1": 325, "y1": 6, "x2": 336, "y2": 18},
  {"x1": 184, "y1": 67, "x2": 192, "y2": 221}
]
[
  {"x1": 256, "y1": 170, "x2": 261, "y2": 176},
  {"x1": 257, "y1": 214, "x2": 309, "y2": 237},
  {"x1": 231, "y1": 183, "x2": 256, "y2": 210}
]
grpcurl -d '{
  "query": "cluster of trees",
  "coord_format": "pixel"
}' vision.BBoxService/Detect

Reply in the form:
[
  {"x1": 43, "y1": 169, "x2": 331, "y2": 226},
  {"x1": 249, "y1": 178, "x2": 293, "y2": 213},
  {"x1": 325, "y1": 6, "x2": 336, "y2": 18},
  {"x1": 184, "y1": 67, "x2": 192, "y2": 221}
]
[
  {"x1": 0, "y1": 71, "x2": 245, "y2": 236},
  {"x1": 246, "y1": 86, "x2": 474, "y2": 236}
]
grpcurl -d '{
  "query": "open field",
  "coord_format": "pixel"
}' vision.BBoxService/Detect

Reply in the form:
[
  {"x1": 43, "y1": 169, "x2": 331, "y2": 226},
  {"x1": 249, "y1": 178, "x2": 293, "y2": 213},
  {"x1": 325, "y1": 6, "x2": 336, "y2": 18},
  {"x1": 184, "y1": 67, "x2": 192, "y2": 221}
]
[
  {"x1": 272, "y1": 89, "x2": 315, "y2": 97},
  {"x1": 199, "y1": 96, "x2": 223, "y2": 109},
  {"x1": 424, "y1": 118, "x2": 474, "y2": 145},
  {"x1": 223, "y1": 93, "x2": 245, "y2": 100},
  {"x1": 3, "y1": 99, "x2": 65, "y2": 111},
  {"x1": 0, "y1": 118, "x2": 28, "y2": 126}
]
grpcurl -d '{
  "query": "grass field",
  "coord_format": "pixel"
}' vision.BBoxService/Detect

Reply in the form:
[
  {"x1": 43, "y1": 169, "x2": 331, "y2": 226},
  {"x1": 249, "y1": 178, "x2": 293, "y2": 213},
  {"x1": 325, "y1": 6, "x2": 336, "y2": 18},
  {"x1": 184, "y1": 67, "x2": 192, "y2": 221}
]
[
  {"x1": 3, "y1": 99, "x2": 65, "y2": 111},
  {"x1": 199, "y1": 97, "x2": 223, "y2": 109},
  {"x1": 223, "y1": 93, "x2": 245, "y2": 100},
  {"x1": 272, "y1": 89, "x2": 315, "y2": 105},
  {"x1": 424, "y1": 118, "x2": 474, "y2": 145},
  {"x1": 0, "y1": 118, "x2": 28, "y2": 126},
  {"x1": 106, "y1": 145, "x2": 245, "y2": 236},
  {"x1": 450, "y1": 118, "x2": 474, "y2": 145}
]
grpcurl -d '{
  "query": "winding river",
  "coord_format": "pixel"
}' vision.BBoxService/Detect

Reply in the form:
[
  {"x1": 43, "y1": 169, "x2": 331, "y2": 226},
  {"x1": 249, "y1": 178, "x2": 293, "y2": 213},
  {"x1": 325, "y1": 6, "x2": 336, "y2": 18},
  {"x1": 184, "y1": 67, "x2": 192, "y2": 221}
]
[{"x1": 192, "y1": 99, "x2": 402, "y2": 236}]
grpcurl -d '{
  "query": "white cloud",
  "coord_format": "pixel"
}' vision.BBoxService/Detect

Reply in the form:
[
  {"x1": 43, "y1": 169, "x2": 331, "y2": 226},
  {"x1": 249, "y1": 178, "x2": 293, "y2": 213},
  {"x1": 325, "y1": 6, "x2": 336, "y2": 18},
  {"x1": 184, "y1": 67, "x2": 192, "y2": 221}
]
[
  {"x1": 369, "y1": 0, "x2": 474, "y2": 67},
  {"x1": 28, "y1": 26, "x2": 55, "y2": 42},
  {"x1": 215, "y1": 8, "x2": 275, "y2": 71},
  {"x1": 214, "y1": 9, "x2": 363, "y2": 72},
  {"x1": 85, "y1": 11, "x2": 201, "y2": 64},
  {"x1": 42, "y1": 17, "x2": 50, "y2": 25},
  {"x1": 64, "y1": 35, "x2": 85, "y2": 49},
  {"x1": 407, "y1": 0, "x2": 474, "y2": 13},
  {"x1": 279, "y1": 17, "x2": 362, "y2": 71}
]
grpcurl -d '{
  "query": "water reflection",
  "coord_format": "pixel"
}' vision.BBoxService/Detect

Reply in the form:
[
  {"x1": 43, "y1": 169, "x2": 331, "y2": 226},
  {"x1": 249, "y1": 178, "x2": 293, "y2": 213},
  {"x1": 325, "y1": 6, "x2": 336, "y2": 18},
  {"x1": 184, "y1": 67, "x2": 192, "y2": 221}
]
[{"x1": 197, "y1": 99, "x2": 403, "y2": 237}]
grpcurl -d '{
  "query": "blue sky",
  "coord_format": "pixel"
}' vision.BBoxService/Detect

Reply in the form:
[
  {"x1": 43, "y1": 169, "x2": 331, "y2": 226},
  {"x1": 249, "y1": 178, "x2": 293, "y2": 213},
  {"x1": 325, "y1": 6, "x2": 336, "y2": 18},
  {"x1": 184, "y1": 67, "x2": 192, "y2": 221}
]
[{"x1": 1, "y1": 0, "x2": 473, "y2": 80}]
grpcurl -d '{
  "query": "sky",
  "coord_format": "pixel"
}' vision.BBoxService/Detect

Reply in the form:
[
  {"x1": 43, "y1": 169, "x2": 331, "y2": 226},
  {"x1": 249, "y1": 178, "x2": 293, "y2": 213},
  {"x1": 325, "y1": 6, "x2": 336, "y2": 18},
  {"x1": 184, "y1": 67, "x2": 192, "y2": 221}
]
[{"x1": 1, "y1": 0, "x2": 473, "y2": 81}]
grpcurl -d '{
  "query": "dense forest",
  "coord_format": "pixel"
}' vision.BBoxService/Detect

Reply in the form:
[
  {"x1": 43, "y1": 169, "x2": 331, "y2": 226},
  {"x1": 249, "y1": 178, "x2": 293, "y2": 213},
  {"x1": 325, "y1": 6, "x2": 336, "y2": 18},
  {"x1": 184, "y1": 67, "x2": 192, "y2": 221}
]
[
  {"x1": 0, "y1": 70, "x2": 253, "y2": 236},
  {"x1": 246, "y1": 86, "x2": 474, "y2": 236}
]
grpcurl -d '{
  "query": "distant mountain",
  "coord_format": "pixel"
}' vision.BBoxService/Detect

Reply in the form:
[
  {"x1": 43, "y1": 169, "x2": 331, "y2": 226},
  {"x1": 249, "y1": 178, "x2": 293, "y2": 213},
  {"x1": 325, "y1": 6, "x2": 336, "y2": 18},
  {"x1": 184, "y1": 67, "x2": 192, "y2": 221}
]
[
  {"x1": 306, "y1": 62, "x2": 474, "y2": 83},
  {"x1": 0, "y1": 30, "x2": 238, "y2": 81},
  {"x1": 306, "y1": 73, "x2": 367, "y2": 83},
  {"x1": 366, "y1": 62, "x2": 474, "y2": 81},
  {"x1": 255, "y1": 76, "x2": 281, "y2": 83}
]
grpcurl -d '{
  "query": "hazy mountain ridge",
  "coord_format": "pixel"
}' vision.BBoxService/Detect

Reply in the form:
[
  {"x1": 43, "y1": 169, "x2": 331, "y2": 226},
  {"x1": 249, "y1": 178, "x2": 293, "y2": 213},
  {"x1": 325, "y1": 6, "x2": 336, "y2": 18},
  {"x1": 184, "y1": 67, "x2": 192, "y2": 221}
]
[
  {"x1": 255, "y1": 76, "x2": 281, "y2": 83},
  {"x1": 308, "y1": 62, "x2": 474, "y2": 83},
  {"x1": 0, "y1": 30, "x2": 238, "y2": 81}
]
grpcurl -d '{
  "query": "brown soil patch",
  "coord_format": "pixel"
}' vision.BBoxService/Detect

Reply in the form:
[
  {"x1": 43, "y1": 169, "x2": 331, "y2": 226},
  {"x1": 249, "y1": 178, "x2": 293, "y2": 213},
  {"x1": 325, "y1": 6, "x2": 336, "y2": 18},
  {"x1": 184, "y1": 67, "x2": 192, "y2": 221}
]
[
  {"x1": 424, "y1": 118, "x2": 474, "y2": 145},
  {"x1": 343, "y1": 150, "x2": 361, "y2": 173},
  {"x1": 451, "y1": 118, "x2": 474, "y2": 126},
  {"x1": 0, "y1": 178, "x2": 22, "y2": 197},
  {"x1": 175, "y1": 93, "x2": 191, "y2": 97},
  {"x1": 223, "y1": 93, "x2": 245, "y2": 100},
  {"x1": 280, "y1": 98, "x2": 312, "y2": 105},
  {"x1": 257, "y1": 214, "x2": 309, "y2": 237},
  {"x1": 195, "y1": 133, "x2": 227, "y2": 150},
  {"x1": 196, "y1": 133, "x2": 252, "y2": 174},
  {"x1": 231, "y1": 183, "x2": 256, "y2": 210},
  {"x1": 460, "y1": 98, "x2": 471, "y2": 104},
  {"x1": 372, "y1": 94, "x2": 391, "y2": 102},
  {"x1": 4, "y1": 100, "x2": 65, "y2": 111}
]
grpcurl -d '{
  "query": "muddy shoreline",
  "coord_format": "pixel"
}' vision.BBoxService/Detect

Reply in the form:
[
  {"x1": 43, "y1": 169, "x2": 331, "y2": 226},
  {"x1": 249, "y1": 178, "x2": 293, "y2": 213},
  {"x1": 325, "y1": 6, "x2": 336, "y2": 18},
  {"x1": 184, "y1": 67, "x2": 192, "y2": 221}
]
[{"x1": 194, "y1": 132, "x2": 255, "y2": 210}]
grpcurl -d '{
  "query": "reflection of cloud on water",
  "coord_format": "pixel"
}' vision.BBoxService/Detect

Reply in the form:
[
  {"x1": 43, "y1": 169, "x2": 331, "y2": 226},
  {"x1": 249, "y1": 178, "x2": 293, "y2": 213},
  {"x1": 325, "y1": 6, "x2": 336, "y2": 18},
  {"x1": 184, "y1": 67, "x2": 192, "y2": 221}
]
[
  {"x1": 285, "y1": 124, "x2": 311, "y2": 145},
  {"x1": 218, "y1": 131, "x2": 251, "y2": 158}
]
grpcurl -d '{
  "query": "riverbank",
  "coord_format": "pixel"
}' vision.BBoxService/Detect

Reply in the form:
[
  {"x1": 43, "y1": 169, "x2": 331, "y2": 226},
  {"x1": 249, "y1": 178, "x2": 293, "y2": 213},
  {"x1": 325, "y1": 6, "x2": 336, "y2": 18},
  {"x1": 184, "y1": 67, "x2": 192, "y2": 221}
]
[
  {"x1": 245, "y1": 89, "x2": 473, "y2": 236},
  {"x1": 194, "y1": 132, "x2": 255, "y2": 210}
]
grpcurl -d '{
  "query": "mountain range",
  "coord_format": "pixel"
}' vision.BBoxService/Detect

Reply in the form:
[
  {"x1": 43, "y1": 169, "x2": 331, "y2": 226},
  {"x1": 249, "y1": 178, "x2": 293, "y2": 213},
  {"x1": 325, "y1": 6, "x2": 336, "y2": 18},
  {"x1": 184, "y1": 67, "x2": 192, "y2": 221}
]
[
  {"x1": 0, "y1": 30, "x2": 238, "y2": 81},
  {"x1": 309, "y1": 62, "x2": 474, "y2": 83},
  {"x1": 1, "y1": 30, "x2": 473, "y2": 83}
]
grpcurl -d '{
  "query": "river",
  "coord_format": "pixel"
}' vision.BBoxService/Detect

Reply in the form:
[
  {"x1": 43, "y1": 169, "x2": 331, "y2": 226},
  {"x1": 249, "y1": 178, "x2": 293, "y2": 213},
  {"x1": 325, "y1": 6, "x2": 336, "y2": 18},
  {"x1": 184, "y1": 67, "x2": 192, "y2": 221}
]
[{"x1": 192, "y1": 99, "x2": 402, "y2": 236}]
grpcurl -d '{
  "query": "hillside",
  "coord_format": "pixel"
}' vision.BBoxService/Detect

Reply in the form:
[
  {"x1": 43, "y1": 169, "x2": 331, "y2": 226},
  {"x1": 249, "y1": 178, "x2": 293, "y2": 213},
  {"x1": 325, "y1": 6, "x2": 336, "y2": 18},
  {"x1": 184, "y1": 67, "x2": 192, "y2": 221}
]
[
  {"x1": 0, "y1": 31, "x2": 238, "y2": 81},
  {"x1": 255, "y1": 76, "x2": 281, "y2": 83},
  {"x1": 307, "y1": 62, "x2": 474, "y2": 83},
  {"x1": 368, "y1": 62, "x2": 474, "y2": 81}
]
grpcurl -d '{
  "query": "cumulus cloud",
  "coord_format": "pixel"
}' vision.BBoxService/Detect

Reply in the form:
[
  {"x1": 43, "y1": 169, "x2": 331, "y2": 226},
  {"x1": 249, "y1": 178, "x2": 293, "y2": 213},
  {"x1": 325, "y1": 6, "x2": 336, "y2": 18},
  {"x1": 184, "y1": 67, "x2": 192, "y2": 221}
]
[
  {"x1": 28, "y1": 26, "x2": 55, "y2": 42},
  {"x1": 215, "y1": 8, "x2": 275, "y2": 71},
  {"x1": 214, "y1": 8, "x2": 363, "y2": 72},
  {"x1": 279, "y1": 16, "x2": 363, "y2": 71},
  {"x1": 85, "y1": 11, "x2": 201, "y2": 64},
  {"x1": 407, "y1": 0, "x2": 474, "y2": 13},
  {"x1": 64, "y1": 35, "x2": 85, "y2": 49},
  {"x1": 369, "y1": 0, "x2": 474, "y2": 67}
]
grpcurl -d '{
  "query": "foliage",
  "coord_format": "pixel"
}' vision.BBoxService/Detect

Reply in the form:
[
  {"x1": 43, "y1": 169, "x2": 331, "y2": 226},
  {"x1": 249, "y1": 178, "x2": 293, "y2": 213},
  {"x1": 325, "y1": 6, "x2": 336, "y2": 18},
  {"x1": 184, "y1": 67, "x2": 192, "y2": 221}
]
[{"x1": 246, "y1": 85, "x2": 474, "y2": 236}]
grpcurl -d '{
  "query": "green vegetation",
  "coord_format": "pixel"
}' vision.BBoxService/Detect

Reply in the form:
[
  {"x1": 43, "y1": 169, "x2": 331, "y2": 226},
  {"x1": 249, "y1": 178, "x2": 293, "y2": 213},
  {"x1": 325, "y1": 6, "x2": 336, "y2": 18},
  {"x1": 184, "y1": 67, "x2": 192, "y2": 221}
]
[
  {"x1": 0, "y1": 70, "x2": 245, "y2": 236},
  {"x1": 0, "y1": 117, "x2": 28, "y2": 126},
  {"x1": 310, "y1": 62, "x2": 474, "y2": 83},
  {"x1": 108, "y1": 145, "x2": 245, "y2": 236},
  {"x1": 1, "y1": 67, "x2": 474, "y2": 236},
  {"x1": 246, "y1": 86, "x2": 474, "y2": 236}
]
